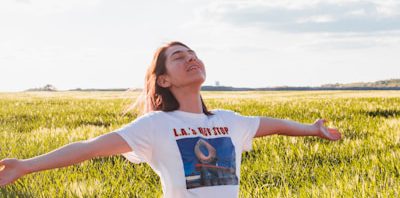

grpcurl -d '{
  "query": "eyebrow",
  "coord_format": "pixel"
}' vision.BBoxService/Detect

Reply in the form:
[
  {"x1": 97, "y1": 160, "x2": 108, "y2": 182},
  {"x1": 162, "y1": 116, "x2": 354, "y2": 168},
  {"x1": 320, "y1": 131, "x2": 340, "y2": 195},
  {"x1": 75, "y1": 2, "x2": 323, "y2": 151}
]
[{"x1": 170, "y1": 49, "x2": 195, "y2": 57}]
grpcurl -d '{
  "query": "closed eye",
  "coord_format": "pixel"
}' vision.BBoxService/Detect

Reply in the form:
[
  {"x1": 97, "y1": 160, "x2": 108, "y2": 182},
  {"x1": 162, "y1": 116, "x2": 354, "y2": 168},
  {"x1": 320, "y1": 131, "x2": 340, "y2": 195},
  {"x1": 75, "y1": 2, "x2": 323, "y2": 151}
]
[
  {"x1": 173, "y1": 56, "x2": 184, "y2": 60},
  {"x1": 170, "y1": 49, "x2": 197, "y2": 60}
]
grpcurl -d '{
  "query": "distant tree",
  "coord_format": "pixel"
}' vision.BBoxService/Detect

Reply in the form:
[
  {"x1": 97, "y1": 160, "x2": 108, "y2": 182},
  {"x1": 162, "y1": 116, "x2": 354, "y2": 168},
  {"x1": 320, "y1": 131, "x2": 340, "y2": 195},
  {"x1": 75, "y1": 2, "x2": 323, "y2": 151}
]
[
  {"x1": 25, "y1": 84, "x2": 57, "y2": 91},
  {"x1": 43, "y1": 84, "x2": 57, "y2": 91}
]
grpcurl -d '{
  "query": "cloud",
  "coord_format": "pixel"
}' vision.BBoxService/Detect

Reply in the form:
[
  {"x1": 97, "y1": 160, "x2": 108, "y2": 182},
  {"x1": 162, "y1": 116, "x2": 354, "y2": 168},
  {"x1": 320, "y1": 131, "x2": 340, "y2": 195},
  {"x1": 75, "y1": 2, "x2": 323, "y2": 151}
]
[{"x1": 201, "y1": 0, "x2": 400, "y2": 33}]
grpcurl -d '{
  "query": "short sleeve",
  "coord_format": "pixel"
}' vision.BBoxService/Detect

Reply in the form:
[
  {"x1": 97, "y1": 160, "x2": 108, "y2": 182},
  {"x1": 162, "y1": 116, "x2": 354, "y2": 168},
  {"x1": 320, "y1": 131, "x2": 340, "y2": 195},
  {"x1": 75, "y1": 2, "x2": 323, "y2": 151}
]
[
  {"x1": 214, "y1": 109, "x2": 260, "y2": 152},
  {"x1": 111, "y1": 113, "x2": 155, "y2": 164}
]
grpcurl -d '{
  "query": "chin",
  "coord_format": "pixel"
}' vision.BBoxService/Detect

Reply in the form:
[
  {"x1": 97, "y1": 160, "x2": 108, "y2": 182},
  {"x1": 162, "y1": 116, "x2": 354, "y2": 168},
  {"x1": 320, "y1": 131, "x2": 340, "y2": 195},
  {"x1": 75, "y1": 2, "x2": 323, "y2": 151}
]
[{"x1": 189, "y1": 76, "x2": 205, "y2": 87}]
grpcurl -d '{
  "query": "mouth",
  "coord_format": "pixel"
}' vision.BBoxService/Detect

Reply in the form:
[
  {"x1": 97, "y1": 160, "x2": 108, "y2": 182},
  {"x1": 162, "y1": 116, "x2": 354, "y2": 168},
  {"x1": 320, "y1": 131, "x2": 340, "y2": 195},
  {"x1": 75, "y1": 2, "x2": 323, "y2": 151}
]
[{"x1": 187, "y1": 65, "x2": 200, "y2": 72}]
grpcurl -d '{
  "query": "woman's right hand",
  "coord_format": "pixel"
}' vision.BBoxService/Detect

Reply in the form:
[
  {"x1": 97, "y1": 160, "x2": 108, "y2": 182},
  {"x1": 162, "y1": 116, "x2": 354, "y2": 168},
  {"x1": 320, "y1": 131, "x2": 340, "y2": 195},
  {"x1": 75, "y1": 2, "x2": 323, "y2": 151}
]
[{"x1": 0, "y1": 158, "x2": 29, "y2": 187}]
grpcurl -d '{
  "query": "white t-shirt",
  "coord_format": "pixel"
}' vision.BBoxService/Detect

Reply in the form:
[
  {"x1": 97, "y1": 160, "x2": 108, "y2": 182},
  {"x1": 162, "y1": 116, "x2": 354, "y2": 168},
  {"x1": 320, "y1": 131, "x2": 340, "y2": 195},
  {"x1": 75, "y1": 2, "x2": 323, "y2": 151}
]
[{"x1": 112, "y1": 109, "x2": 260, "y2": 198}]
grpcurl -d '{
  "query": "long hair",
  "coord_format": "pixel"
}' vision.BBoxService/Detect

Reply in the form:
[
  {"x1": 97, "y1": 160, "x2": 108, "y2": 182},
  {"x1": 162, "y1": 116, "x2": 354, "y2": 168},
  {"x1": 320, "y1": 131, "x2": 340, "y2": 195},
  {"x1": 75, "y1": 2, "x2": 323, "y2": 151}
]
[{"x1": 125, "y1": 41, "x2": 213, "y2": 116}]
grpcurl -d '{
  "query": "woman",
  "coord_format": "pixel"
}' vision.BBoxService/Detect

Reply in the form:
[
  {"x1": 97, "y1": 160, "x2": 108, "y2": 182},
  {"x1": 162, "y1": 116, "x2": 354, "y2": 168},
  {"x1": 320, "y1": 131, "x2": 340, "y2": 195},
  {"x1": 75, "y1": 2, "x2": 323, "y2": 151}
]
[{"x1": 0, "y1": 41, "x2": 341, "y2": 197}]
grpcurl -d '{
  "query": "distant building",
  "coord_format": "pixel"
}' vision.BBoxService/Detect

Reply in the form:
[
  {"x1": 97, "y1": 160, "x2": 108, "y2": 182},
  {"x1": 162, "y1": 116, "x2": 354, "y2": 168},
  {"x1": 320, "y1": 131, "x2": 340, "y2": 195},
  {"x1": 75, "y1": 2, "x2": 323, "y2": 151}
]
[{"x1": 215, "y1": 81, "x2": 220, "y2": 86}]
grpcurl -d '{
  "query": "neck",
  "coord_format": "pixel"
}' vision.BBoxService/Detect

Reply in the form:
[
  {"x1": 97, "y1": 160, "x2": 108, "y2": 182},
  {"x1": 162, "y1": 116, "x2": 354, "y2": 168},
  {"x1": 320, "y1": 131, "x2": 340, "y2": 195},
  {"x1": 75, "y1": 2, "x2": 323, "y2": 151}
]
[{"x1": 170, "y1": 85, "x2": 203, "y2": 114}]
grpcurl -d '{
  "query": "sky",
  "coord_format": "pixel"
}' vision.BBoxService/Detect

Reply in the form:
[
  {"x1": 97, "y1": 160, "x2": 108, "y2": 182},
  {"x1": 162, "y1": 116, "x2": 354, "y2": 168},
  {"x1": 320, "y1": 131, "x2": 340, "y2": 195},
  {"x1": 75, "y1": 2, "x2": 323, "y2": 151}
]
[{"x1": 1, "y1": 0, "x2": 399, "y2": 91}]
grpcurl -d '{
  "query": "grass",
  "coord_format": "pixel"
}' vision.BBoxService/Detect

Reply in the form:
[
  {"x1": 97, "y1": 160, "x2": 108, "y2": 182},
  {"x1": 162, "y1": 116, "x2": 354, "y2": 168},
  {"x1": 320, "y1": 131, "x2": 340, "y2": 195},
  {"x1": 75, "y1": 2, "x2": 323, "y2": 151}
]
[{"x1": 1, "y1": 91, "x2": 399, "y2": 197}]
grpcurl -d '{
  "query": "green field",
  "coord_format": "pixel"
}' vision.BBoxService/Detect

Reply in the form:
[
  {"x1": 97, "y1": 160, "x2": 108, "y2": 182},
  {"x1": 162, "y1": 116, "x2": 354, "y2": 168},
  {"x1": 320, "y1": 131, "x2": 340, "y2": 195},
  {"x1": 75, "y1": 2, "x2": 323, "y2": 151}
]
[{"x1": 1, "y1": 91, "x2": 399, "y2": 197}]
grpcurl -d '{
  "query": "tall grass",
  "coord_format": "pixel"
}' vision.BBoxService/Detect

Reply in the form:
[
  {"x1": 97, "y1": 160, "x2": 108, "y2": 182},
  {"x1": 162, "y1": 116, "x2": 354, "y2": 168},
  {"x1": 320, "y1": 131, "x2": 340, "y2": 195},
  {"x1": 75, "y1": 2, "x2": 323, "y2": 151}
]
[{"x1": 1, "y1": 91, "x2": 399, "y2": 197}]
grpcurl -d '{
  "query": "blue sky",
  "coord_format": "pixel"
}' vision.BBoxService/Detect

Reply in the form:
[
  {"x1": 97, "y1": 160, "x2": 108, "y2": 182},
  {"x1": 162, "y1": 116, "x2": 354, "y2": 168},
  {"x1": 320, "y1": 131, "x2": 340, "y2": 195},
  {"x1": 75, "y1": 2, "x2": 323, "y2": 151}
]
[{"x1": 1, "y1": 0, "x2": 399, "y2": 91}]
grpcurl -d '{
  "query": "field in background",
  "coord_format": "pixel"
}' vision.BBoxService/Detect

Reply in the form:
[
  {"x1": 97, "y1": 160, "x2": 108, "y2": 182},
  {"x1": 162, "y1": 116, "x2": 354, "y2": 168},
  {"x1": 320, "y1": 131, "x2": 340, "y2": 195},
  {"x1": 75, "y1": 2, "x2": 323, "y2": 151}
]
[{"x1": 1, "y1": 91, "x2": 399, "y2": 197}]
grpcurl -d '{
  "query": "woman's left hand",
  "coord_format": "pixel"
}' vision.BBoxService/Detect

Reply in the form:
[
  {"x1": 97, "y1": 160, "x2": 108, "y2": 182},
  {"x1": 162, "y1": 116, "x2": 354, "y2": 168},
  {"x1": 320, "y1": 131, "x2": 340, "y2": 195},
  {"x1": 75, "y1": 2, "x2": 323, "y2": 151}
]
[{"x1": 312, "y1": 119, "x2": 342, "y2": 141}]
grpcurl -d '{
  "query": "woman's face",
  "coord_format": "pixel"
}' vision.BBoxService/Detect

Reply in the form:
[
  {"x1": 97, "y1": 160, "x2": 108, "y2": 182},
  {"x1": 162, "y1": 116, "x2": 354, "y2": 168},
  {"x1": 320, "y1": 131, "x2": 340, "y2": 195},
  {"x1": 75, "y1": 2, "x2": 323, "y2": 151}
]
[{"x1": 162, "y1": 45, "x2": 206, "y2": 88}]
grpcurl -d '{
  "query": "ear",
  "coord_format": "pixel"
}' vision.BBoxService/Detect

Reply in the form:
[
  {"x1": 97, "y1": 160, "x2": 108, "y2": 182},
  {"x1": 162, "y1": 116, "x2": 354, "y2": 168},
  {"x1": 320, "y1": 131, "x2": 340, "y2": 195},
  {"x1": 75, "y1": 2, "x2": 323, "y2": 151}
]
[{"x1": 157, "y1": 75, "x2": 171, "y2": 88}]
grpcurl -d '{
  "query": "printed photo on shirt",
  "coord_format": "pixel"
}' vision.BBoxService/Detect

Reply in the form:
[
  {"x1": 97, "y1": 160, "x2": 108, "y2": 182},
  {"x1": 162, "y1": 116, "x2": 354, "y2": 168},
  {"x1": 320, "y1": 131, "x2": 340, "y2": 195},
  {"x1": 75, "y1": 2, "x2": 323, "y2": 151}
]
[{"x1": 175, "y1": 137, "x2": 238, "y2": 189}]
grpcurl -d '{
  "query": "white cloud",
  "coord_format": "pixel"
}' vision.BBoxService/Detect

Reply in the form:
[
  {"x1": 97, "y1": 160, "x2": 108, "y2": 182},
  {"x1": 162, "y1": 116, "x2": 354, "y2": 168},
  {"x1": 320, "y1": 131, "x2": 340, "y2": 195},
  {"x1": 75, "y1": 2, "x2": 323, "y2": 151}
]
[
  {"x1": 296, "y1": 15, "x2": 336, "y2": 24},
  {"x1": 199, "y1": 0, "x2": 400, "y2": 33},
  {"x1": 346, "y1": 9, "x2": 367, "y2": 16}
]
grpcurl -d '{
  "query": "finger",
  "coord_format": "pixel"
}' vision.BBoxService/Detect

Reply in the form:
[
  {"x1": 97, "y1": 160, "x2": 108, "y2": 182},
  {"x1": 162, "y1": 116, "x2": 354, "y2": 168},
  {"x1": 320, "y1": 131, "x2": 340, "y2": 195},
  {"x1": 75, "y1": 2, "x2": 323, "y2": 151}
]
[
  {"x1": 332, "y1": 134, "x2": 341, "y2": 140},
  {"x1": 327, "y1": 128, "x2": 342, "y2": 140},
  {"x1": 328, "y1": 128, "x2": 341, "y2": 135},
  {"x1": 322, "y1": 127, "x2": 341, "y2": 141},
  {"x1": 321, "y1": 127, "x2": 334, "y2": 140},
  {"x1": 0, "y1": 169, "x2": 5, "y2": 178},
  {"x1": 316, "y1": 119, "x2": 327, "y2": 127},
  {"x1": 327, "y1": 128, "x2": 337, "y2": 132},
  {"x1": 0, "y1": 159, "x2": 6, "y2": 171}
]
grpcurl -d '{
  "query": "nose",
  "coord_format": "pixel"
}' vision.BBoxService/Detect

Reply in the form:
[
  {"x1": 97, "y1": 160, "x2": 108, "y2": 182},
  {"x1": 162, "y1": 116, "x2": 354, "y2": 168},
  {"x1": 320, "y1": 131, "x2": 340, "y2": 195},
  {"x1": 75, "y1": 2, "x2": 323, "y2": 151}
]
[{"x1": 186, "y1": 52, "x2": 197, "y2": 63}]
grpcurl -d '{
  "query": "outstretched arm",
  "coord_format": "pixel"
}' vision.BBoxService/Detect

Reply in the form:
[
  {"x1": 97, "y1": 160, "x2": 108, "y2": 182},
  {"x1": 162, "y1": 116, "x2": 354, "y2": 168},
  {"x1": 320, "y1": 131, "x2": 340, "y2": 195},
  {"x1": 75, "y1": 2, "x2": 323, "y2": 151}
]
[
  {"x1": 0, "y1": 132, "x2": 131, "y2": 187},
  {"x1": 254, "y1": 117, "x2": 342, "y2": 141}
]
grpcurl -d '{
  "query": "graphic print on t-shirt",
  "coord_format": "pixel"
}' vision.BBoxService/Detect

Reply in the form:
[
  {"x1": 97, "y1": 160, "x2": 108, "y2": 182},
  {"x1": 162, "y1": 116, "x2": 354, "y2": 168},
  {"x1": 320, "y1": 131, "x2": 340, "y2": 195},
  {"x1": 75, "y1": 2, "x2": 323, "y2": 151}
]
[{"x1": 175, "y1": 136, "x2": 238, "y2": 189}]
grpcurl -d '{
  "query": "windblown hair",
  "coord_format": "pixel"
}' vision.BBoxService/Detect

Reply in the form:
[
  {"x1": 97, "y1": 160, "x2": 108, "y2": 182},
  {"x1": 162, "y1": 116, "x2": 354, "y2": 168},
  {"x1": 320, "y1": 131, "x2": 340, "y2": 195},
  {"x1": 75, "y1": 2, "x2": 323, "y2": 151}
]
[{"x1": 125, "y1": 41, "x2": 213, "y2": 116}]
